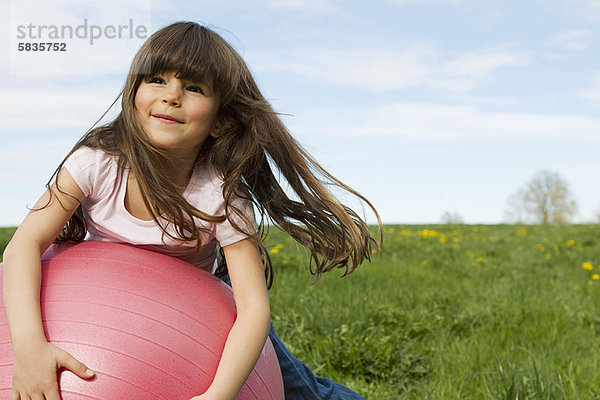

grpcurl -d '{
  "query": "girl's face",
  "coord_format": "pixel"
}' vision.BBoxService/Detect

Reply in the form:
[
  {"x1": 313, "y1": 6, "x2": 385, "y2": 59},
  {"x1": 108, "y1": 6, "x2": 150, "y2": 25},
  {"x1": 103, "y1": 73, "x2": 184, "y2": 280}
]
[{"x1": 134, "y1": 70, "x2": 220, "y2": 159}]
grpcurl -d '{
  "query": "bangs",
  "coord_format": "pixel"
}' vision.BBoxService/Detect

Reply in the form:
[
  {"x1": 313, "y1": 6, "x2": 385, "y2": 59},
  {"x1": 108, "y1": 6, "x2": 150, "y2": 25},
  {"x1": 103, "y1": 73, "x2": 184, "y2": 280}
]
[{"x1": 134, "y1": 23, "x2": 233, "y2": 95}]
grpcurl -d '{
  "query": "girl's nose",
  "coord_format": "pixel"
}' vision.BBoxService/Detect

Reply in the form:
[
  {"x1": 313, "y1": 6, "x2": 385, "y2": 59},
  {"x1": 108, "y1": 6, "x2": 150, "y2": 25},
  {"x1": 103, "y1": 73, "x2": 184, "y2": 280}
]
[{"x1": 162, "y1": 88, "x2": 181, "y2": 106}]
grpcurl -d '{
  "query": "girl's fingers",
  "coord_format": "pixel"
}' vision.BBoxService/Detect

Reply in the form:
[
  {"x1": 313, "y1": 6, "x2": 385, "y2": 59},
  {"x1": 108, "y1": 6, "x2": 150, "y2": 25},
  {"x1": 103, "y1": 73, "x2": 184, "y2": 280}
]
[
  {"x1": 55, "y1": 349, "x2": 95, "y2": 379},
  {"x1": 43, "y1": 389, "x2": 62, "y2": 400},
  {"x1": 10, "y1": 388, "x2": 20, "y2": 400}
]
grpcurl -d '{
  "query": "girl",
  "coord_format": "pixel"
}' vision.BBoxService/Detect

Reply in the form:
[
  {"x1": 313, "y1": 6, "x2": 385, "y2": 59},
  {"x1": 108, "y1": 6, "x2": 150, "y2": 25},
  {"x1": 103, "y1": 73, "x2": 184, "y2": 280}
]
[{"x1": 3, "y1": 21, "x2": 382, "y2": 400}]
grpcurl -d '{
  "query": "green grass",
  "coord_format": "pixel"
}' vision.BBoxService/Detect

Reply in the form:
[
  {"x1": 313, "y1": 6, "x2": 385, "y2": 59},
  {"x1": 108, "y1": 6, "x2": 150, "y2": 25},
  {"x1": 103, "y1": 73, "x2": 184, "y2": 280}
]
[
  {"x1": 263, "y1": 224, "x2": 600, "y2": 399},
  {"x1": 2, "y1": 224, "x2": 600, "y2": 399}
]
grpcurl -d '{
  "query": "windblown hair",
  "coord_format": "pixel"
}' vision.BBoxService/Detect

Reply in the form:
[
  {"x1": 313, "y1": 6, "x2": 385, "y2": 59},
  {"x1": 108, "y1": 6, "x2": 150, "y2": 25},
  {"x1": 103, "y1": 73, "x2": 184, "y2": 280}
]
[{"x1": 47, "y1": 21, "x2": 382, "y2": 287}]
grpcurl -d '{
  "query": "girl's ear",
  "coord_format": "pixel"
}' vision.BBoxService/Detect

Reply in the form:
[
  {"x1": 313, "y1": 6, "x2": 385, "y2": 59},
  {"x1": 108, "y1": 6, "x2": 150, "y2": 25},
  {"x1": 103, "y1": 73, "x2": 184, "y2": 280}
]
[{"x1": 210, "y1": 125, "x2": 222, "y2": 138}]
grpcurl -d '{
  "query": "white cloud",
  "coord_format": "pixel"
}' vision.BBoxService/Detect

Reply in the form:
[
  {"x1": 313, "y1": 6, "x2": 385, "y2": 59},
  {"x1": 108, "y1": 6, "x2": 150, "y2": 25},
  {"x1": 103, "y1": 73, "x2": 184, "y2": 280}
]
[
  {"x1": 434, "y1": 48, "x2": 530, "y2": 92},
  {"x1": 250, "y1": 44, "x2": 436, "y2": 92},
  {"x1": 290, "y1": 103, "x2": 600, "y2": 142},
  {"x1": 251, "y1": 45, "x2": 529, "y2": 94},
  {"x1": 549, "y1": 29, "x2": 595, "y2": 51},
  {"x1": 0, "y1": 86, "x2": 121, "y2": 135}
]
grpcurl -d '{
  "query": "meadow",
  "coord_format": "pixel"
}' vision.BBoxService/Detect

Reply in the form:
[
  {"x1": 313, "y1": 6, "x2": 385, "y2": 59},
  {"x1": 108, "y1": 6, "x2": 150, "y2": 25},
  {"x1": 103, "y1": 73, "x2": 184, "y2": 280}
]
[{"x1": 2, "y1": 224, "x2": 600, "y2": 399}]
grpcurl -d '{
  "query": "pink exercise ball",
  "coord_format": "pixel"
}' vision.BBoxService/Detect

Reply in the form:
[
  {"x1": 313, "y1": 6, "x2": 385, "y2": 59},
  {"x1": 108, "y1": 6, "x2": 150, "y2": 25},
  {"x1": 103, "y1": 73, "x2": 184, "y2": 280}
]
[{"x1": 0, "y1": 241, "x2": 283, "y2": 399}]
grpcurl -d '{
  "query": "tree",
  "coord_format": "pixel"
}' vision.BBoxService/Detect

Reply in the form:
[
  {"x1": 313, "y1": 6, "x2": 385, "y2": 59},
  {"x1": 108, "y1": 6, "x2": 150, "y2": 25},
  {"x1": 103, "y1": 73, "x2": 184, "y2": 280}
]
[
  {"x1": 504, "y1": 170, "x2": 577, "y2": 224},
  {"x1": 440, "y1": 211, "x2": 464, "y2": 224}
]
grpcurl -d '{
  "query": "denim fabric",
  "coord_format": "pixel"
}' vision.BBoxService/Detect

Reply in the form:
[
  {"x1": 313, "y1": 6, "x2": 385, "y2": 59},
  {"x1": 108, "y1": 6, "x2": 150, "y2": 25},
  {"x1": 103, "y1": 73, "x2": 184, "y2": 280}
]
[
  {"x1": 268, "y1": 324, "x2": 367, "y2": 400},
  {"x1": 220, "y1": 274, "x2": 366, "y2": 399}
]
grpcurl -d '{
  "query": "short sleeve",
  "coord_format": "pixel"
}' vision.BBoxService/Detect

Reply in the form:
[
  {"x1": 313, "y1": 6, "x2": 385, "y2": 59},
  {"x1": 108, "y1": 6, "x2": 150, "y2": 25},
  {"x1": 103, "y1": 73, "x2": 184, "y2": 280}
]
[
  {"x1": 62, "y1": 147, "x2": 99, "y2": 197},
  {"x1": 214, "y1": 194, "x2": 258, "y2": 247}
]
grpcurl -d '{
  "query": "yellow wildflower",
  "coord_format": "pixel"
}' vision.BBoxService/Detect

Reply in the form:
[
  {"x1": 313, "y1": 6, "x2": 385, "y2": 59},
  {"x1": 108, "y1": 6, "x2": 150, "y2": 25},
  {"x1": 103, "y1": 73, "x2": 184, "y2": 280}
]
[
  {"x1": 582, "y1": 261, "x2": 594, "y2": 271},
  {"x1": 535, "y1": 244, "x2": 545, "y2": 252},
  {"x1": 422, "y1": 260, "x2": 428, "y2": 265},
  {"x1": 439, "y1": 234, "x2": 447, "y2": 244},
  {"x1": 592, "y1": 274, "x2": 600, "y2": 280},
  {"x1": 566, "y1": 240, "x2": 575, "y2": 246},
  {"x1": 269, "y1": 244, "x2": 284, "y2": 254},
  {"x1": 418, "y1": 229, "x2": 439, "y2": 238},
  {"x1": 476, "y1": 257, "x2": 484, "y2": 263},
  {"x1": 516, "y1": 228, "x2": 528, "y2": 236}
]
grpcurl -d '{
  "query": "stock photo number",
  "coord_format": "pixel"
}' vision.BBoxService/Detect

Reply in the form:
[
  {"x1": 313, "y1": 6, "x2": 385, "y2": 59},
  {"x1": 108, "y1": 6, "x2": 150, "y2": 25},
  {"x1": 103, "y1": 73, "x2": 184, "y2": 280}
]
[{"x1": 17, "y1": 42, "x2": 67, "y2": 51}]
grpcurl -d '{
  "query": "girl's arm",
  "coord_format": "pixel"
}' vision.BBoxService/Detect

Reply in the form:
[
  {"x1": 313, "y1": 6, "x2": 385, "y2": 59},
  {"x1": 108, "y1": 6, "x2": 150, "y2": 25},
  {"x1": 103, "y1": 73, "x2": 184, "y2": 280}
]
[
  {"x1": 3, "y1": 168, "x2": 94, "y2": 400},
  {"x1": 193, "y1": 238, "x2": 271, "y2": 400}
]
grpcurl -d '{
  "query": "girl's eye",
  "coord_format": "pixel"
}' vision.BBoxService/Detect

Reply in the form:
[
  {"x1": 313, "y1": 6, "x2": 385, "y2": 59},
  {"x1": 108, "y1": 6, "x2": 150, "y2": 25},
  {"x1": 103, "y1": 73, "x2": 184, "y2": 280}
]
[
  {"x1": 187, "y1": 85, "x2": 205, "y2": 95},
  {"x1": 148, "y1": 77, "x2": 164, "y2": 84}
]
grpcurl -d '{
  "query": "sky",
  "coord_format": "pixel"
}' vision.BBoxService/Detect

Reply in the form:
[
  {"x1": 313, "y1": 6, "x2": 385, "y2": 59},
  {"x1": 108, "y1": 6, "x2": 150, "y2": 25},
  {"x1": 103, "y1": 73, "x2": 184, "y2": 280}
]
[{"x1": 1, "y1": 0, "x2": 599, "y2": 226}]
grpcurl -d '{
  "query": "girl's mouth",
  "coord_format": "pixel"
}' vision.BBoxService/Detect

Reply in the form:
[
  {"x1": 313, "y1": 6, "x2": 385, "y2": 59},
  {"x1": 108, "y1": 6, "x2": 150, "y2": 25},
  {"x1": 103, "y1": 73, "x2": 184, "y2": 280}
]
[{"x1": 152, "y1": 114, "x2": 183, "y2": 124}]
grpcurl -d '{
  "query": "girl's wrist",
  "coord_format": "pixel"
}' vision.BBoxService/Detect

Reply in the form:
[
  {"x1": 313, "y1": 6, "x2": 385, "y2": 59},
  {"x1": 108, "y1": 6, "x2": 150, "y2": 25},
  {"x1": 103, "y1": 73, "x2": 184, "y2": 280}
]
[
  {"x1": 200, "y1": 386, "x2": 234, "y2": 400},
  {"x1": 12, "y1": 332, "x2": 48, "y2": 353}
]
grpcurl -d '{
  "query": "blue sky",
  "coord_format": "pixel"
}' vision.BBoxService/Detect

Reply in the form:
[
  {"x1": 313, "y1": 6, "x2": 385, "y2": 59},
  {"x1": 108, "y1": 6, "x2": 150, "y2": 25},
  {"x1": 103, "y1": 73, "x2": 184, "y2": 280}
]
[{"x1": 1, "y1": 0, "x2": 599, "y2": 226}]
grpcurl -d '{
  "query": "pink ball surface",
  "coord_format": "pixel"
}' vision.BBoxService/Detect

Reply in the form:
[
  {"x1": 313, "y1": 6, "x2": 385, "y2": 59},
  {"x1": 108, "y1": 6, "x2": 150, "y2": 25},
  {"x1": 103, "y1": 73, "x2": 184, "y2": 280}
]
[{"x1": 0, "y1": 241, "x2": 283, "y2": 399}]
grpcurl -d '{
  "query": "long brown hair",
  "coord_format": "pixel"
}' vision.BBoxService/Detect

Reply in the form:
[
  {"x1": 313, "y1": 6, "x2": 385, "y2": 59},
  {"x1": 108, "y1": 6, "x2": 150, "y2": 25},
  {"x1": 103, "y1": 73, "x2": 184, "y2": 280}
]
[{"x1": 48, "y1": 21, "x2": 382, "y2": 287}]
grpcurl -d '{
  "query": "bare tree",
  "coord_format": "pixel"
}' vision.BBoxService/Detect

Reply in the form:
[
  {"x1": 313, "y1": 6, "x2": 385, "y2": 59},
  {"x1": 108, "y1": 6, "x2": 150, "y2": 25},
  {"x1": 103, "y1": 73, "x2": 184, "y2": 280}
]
[
  {"x1": 504, "y1": 170, "x2": 577, "y2": 224},
  {"x1": 440, "y1": 211, "x2": 464, "y2": 224}
]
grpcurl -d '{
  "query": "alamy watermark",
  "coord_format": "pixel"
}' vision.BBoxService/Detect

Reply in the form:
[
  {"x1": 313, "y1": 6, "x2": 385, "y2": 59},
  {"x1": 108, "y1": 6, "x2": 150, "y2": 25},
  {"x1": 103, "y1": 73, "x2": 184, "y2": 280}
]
[{"x1": 16, "y1": 19, "x2": 148, "y2": 46}]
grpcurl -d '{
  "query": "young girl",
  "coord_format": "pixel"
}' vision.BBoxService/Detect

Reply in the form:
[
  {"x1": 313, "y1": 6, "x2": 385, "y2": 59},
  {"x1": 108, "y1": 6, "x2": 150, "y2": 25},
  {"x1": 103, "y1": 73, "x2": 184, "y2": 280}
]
[{"x1": 3, "y1": 21, "x2": 382, "y2": 400}]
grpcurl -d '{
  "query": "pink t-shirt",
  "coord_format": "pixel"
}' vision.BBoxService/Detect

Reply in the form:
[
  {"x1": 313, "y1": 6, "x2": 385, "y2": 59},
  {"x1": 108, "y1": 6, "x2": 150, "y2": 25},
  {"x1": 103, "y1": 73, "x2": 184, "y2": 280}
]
[{"x1": 63, "y1": 146, "x2": 256, "y2": 273}]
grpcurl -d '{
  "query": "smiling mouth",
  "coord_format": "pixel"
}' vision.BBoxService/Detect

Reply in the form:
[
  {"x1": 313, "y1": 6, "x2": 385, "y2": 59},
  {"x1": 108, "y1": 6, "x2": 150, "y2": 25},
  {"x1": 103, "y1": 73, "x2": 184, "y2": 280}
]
[{"x1": 152, "y1": 114, "x2": 184, "y2": 124}]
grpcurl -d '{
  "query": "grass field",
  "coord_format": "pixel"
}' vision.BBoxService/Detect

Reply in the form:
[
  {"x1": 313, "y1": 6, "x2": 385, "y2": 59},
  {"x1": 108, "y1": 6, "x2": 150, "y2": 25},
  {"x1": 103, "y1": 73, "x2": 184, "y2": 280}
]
[{"x1": 2, "y1": 224, "x2": 600, "y2": 399}]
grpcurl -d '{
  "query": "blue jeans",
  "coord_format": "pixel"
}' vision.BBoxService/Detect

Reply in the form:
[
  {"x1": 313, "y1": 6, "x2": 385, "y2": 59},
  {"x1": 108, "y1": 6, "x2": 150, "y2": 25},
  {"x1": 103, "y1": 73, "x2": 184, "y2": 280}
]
[
  {"x1": 268, "y1": 324, "x2": 367, "y2": 399},
  {"x1": 220, "y1": 275, "x2": 366, "y2": 399}
]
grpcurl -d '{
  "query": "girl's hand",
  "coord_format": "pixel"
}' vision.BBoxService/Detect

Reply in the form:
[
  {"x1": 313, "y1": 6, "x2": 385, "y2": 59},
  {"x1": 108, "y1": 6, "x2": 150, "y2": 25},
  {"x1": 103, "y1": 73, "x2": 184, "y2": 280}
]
[{"x1": 11, "y1": 339, "x2": 94, "y2": 400}]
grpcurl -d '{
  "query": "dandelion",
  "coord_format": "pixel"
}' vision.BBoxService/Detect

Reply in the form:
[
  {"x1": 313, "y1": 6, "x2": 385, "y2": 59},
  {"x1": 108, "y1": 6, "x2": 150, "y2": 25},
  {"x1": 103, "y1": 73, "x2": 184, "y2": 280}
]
[
  {"x1": 401, "y1": 229, "x2": 411, "y2": 236},
  {"x1": 476, "y1": 257, "x2": 484, "y2": 263},
  {"x1": 439, "y1": 234, "x2": 447, "y2": 244},
  {"x1": 582, "y1": 261, "x2": 594, "y2": 271},
  {"x1": 418, "y1": 230, "x2": 439, "y2": 238},
  {"x1": 453, "y1": 237, "x2": 459, "y2": 243},
  {"x1": 592, "y1": 274, "x2": 600, "y2": 280},
  {"x1": 516, "y1": 228, "x2": 528, "y2": 236},
  {"x1": 566, "y1": 239, "x2": 575, "y2": 246},
  {"x1": 385, "y1": 227, "x2": 395, "y2": 234},
  {"x1": 535, "y1": 244, "x2": 545, "y2": 252},
  {"x1": 422, "y1": 260, "x2": 428, "y2": 265},
  {"x1": 545, "y1": 254, "x2": 551, "y2": 260},
  {"x1": 270, "y1": 244, "x2": 284, "y2": 254}
]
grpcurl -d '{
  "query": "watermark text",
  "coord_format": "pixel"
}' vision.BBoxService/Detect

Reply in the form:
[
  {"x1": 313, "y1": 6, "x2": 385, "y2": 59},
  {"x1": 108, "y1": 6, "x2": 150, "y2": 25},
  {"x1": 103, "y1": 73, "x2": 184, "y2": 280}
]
[{"x1": 16, "y1": 19, "x2": 148, "y2": 45}]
